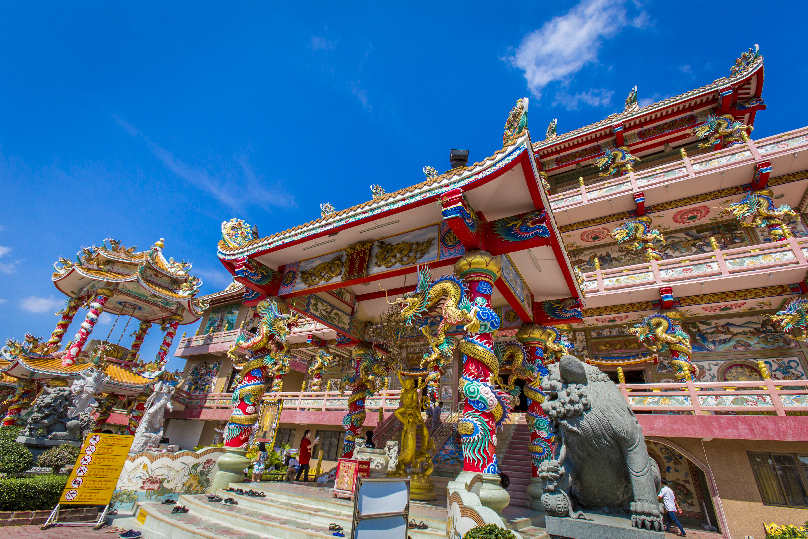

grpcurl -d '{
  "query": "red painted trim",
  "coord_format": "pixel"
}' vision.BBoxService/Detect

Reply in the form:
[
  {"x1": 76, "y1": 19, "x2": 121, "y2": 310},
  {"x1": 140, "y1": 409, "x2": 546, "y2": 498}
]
[
  {"x1": 520, "y1": 151, "x2": 545, "y2": 211},
  {"x1": 494, "y1": 279, "x2": 533, "y2": 323},
  {"x1": 240, "y1": 147, "x2": 528, "y2": 261}
]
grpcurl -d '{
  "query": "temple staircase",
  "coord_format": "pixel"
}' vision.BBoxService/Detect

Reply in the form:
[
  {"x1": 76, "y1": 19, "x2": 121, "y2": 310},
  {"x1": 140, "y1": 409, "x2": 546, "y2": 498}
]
[
  {"x1": 134, "y1": 481, "x2": 448, "y2": 539},
  {"x1": 496, "y1": 418, "x2": 534, "y2": 508}
]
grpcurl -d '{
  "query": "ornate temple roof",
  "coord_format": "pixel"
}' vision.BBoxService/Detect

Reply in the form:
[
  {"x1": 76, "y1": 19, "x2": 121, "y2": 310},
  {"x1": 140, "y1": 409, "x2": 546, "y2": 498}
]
[
  {"x1": 53, "y1": 238, "x2": 206, "y2": 324},
  {"x1": 534, "y1": 48, "x2": 765, "y2": 175}
]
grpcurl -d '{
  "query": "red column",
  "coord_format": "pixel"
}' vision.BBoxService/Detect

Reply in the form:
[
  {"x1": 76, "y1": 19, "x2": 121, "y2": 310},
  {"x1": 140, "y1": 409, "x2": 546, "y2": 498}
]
[
  {"x1": 126, "y1": 396, "x2": 147, "y2": 436},
  {"x1": 62, "y1": 288, "x2": 114, "y2": 366},
  {"x1": 127, "y1": 320, "x2": 152, "y2": 361},
  {"x1": 46, "y1": 297, "x2": 84, "y2": 351},
  {"x1": 455, "y1": 252, "x2": 503, "y2": 474},
  {"x1": 1, "y1": 382, "x2": 38, "y2": 427},
  {"x1": 155, "y1": 316, "x2": 182, "y2": 367},
  {"x1": 224, "y1": 365, "x2": 267, "y2": 448}
]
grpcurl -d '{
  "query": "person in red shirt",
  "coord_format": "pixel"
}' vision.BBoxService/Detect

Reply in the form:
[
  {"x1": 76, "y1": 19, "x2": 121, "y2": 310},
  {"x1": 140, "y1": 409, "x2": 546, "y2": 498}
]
[{"x1": 295, "y1": 430, "x2": 319, "y2": 482}]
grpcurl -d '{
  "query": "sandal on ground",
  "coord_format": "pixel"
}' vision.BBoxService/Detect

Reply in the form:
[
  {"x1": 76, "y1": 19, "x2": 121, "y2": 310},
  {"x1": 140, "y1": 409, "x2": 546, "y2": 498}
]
[
  {"x1": 329, "y1": 524, "x2": 343, "y2": 531},
  {"x1": 418, "y1": 521, "x2": 428, "y2": 529},
  {"x1": 408, "y1": 520, "x2": 417, "y2": 529}
]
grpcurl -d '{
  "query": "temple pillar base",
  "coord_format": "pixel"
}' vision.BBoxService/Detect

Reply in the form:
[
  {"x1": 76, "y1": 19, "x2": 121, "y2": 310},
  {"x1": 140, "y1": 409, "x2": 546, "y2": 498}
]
[
  {"x1": 526, "y1": 477, "x2": 545, "y2": 512},
  {"x1": 448, "y1": 471, "x2": 510, "y2": 516},
  {"x1": 410, "y1": 475, "x2": 437, "y2": 501},
  {"x1": 211, "y1": 448, "x2": 249, "y2": 492}
]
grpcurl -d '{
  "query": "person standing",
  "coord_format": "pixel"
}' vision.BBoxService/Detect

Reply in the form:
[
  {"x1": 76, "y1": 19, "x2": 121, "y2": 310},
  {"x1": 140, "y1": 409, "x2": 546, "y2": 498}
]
[
  {"x1": 429, "y1": 401, "x2": 443, "y2": 432},
  {"x1": 295, "y1": 430, "x2": 319, "y2": 482},
  {"x1": 658, "y1": 478, "x2": 686, "y2": 537},
  {"x1": 251, "y1": 442, "x2": 268, "y2": 482}
]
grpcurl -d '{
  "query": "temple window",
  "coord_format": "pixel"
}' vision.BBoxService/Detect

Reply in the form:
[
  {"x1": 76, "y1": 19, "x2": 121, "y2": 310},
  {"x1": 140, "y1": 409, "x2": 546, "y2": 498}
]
[
  {"x1": 748, "y1": 453, "x2": 808, "y2": 507},
  {"x1": 275, "y1": 428, "x2": 296, "y2": 450}
]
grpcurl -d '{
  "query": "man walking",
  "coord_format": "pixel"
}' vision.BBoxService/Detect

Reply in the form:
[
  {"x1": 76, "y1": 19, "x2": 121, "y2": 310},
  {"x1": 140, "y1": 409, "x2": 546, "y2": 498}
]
[{"x1": 658, "y1": 478, "x2": 686, "y2": 536}]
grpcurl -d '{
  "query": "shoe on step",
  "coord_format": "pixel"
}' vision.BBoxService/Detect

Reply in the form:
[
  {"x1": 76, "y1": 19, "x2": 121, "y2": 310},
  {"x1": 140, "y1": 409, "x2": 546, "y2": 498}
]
[{"x1": 119, "y1": 531, "x2": 142, "y2": 538}]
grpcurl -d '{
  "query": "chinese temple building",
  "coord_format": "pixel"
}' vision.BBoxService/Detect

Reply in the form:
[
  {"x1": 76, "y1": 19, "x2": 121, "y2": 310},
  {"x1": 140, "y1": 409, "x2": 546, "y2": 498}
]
[
  {"x1": 0, "y1": 238, "x2": 204, "y2": 433},
  {"x1": 125, "y1": 46, "x2": 808, "y2": 537}
]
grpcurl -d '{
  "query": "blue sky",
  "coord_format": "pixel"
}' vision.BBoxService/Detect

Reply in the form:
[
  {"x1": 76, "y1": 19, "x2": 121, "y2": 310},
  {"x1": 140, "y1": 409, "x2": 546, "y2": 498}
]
[{"x1": 1, "y1": 1, "x2": 806, "y2": 371}]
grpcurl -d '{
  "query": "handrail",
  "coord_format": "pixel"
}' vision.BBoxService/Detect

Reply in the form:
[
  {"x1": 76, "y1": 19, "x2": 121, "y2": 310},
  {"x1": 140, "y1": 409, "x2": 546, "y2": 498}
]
[
  {"x1": 547, "y1": 127, "x2": 808, "y2": 210},
  {"x1": 582, "y1": 237, "x2": 808, "y2": 294},
  {"x1": 179, "y1": 381, "x2": 807, "y2": 419}
]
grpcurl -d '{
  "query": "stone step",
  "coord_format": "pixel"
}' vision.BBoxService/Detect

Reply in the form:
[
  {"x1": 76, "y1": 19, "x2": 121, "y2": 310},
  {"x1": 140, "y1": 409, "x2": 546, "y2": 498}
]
[
  {"x1": 179, "y1": 494, "x2": 336, "y2": 539},
  {"x1": 136, "y1": 501, "x2": 283, "y2": 539}
]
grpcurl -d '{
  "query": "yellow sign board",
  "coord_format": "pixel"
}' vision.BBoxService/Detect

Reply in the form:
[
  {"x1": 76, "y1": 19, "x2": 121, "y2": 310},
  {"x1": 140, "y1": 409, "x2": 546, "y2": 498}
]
[{"x1": 59, "y1": 433, "x2": 133, "y2": 505}]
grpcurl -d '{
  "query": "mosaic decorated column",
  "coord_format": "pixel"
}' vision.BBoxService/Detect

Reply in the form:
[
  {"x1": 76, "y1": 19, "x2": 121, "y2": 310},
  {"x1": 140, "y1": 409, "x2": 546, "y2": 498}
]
[
  {"x1": 127, "y1": 320, "x2": 152, "y2": 361},
  {"x1": 1, "y1": 382, "x2": 38, "y2": 427},
  {"x1": 341, "y1": 343, "x2": 375, "y2": 458},
  {"x1": 224, "y1": 364, "x2": 267, "y2": 448},
  {"x1": 454, "y1": 251, "x2": 503, "y2": 475},
  {"x1": 93, "y1": 393, "x2": 117, "y2": 432},
  {"x1": 155, "y1": 315, "x2": 183, "y2": 367},
  {"x1": 46, "y1": 297, "x2": 84, "y2": 351},
  {"x1": 515, "y1": 327, "x2": 554, "y2": 478},
  {"x1": 62, "y1": 287, "x2": 114, "y2": 367},
  {"x1": 126, "y1": 395, "x2": 148, "y2": 436}
]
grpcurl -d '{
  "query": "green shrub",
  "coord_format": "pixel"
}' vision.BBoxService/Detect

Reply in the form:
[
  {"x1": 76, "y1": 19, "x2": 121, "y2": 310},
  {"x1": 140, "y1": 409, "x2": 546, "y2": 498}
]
[
  {"x1": 464, "y1": 524, "x2": 517, "y2": 539},
  {"x1": 38, "y1": 444, "x2": 80, "y2": 473},
  {"x1": 0, "y1": 426, "x2": 22, "y2": 442},
  {"x1": 0, "y1": 474, "x2": 68, "y2": 511},
  {"x1": 0, "y1": 439, "x2": 33, "y2": 474}
]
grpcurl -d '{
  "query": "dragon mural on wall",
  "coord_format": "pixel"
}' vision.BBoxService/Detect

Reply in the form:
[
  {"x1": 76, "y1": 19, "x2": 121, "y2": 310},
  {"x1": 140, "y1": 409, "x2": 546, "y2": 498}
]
[
  {"x1": 610, "y1": 216, "x2": 666, "y2": 262},
  {"x1": 693, "y1": 113, "x2": 753, "y2": 148},
  {"x1": 630, "y1": 313, "x2": 694, "y2": 381},
  {"x1": 720, "y1": 189, "x2": 797, "y2": 241},
  {"x1": 223, "y1": 297, "x2": 299, "y2": 448},
  {"x1": 339, "y1": 342, "x2": 391, "y2": 458},
  {"x1": 595, "y1": 146, "x2": 639, "y2": 177},
  {"x1": 769, "y1": 298, "x2": 808, "y2": 341},
  {"x1": 396, "y1": 255, "x2": 510, "y2": 474}
]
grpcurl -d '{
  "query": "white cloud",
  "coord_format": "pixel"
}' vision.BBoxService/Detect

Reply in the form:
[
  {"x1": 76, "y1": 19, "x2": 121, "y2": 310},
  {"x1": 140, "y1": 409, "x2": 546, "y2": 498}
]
[
  {"x1": 638, "y1": 92, "x2": 669, "y2": 109},
  {"x1": 115, "y1": 117, "x2": 296, "y2": 212},
  {"x1": 0, "y1": 246, "x2": 10, "y2": 257},
  {"x1": 0, "y1": 298, "x2": 6, "y2": 304},
  {"x1": 311, "y1": 36, "x2": 336, "y2": 51},
  {"x1": 348, "y1": 81, "x2": 371, "y2": 111},
  {"x1": 553, "y1": 88, "x2": 615, "y2": 111},
  {"x1": 0, "y1": 246, "x2": 17, "y2": 274},
  {"x1": 505, "y1": 0, "x2": 649, "y2": 99},
  {"x1": 20, "y1": 296, "x2": 64, "y2": 314}
]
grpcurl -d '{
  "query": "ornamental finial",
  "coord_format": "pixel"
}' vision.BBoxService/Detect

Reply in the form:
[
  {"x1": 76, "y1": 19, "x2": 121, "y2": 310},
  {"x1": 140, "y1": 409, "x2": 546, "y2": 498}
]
[
  {"x1": 731, "y1": 44, "x2": 761, "y2": 75},
  {"x1": 370, "y1": 184, "x2": 386, "y2": 199},
  {"x1": 154, "y1": 238, "x2": 165, "y2": 249},
  {"x1": 320, "y1": 202, "x2": 336, "y2": 218},
  {"x1": 423, "y1": 166, "x2": 438, "y2": 179},
  {"x1": 546, "y1": 118, "x2": 558, "y2": 140},
  {"x1": 624, "y1": 86, "x2": 638, "y2": 112},
  {"x1": 503, "y1": 97, "x2": 529, "y2": 147}
]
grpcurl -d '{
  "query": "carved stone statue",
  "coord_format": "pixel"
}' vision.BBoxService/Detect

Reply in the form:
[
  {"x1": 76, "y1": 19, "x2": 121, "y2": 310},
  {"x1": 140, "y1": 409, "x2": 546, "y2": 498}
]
[
  {"x1": 68, "y1": 368, "x2": 108, "y2": 417},
  {"x1": 385, "y1": 440, "x2": 399, "y2": 473},
  {"x1": 20, "y1": 386, "x2": 94, "y2": 442},
  {"x1": 539, "y1": 355, "x2": 662, "y2": 533},
  {"x1": 130, "y1": 378, "x2": 182, "y2": 453}
]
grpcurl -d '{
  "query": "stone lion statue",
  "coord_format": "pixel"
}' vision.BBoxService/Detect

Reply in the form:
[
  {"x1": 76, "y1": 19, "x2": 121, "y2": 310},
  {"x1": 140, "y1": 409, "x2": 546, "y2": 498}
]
[
  {"x1": 538, "y1": 355, "x2": 662, "y2": 531},
  {"x1": 20, "y1": 387, "x2": 94, "y2": 441}
]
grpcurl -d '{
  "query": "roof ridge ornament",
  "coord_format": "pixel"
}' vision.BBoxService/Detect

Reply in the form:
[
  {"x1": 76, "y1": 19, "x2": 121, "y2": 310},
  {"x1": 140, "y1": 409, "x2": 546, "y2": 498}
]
[
  {"x1": 320, "y1": 202, "x2": 336, "y2": 218},
  {"x1": 624, "y1": 86, "x2": 638, "y2": 112},
  {"x1": 545, "y1": 118, "x2": 558, "y2": 140},
  {"x1": 370, "y1": 184, "x2": 386, "y2": 199},
  {"x1": 221, "y1": 218, "x2": 257, "y2": 249},
  {"x1": 731, "y1": 44, "x2": 761, "y2": 75},
  {"x1": 423, "y1": 166, "x2": 439, "y2": 179},
  {"x1": 503, "y1": 97, "x2": 529, "y2": 147}
]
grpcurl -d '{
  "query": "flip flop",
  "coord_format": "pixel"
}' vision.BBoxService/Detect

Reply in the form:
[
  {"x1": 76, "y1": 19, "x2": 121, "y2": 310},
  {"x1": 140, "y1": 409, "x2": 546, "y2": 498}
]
[{"x1": 418, "y1": 521, "x2": 428, "y2": 529}]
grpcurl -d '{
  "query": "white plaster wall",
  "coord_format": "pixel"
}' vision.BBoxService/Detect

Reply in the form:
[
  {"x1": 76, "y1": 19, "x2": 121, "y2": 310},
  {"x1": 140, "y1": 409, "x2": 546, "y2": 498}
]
[{"x1": 165, "y1": 419, "x2": 206, "y2": 450}]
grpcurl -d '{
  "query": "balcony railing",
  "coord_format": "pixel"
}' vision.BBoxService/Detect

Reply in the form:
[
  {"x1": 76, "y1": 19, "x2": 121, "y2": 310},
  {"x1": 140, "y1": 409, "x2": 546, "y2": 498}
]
[
  {"x1": 548, "y1": 126, "x2": 808, "y2": 211},
  {"x1": 581, "y1": 236, "x2": 808, "y2": 295},
  {"x1": 182, "y1": 389, "x2": 402, "y2": 414},
  {"x1": 178, "y1": 329, "x2": 241, "y2": 349},
  {"x1": 178, "y1": 382, "x2": 808, "y2": 419},
  {"x1": 619, "y1": 379, "x2": 808, "y2": 416}
]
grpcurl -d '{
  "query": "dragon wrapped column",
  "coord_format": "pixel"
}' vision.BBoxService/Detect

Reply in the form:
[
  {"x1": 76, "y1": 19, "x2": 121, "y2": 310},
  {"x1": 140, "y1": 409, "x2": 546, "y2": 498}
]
[
  {"x1": 126, "y1": 320, "x2": 152, "y2": 361},
  {"x1": 455, "y1": 251, "x2": 504, "y2": 474},
  {"x1": 0, "y1": 382, "x2": 38, "y2": 427},
  {"x1": 155, "y1": 315, "x2": 183, "y2": 367},
  {"x1": 46, "y1": 297, "x2": 84, "y2": 351},
  {"x1": 62, "y1": 287, "x2": 115, "y2": 367},
  {"x1": 515, "y1": 326, "x2": 556, "y2": 478},
  {"x1": 342, "y1": 382, "x2": 367, "y2": 458},
  {"x1": 224, "y1": 363, "x2": 267, "y2": 448},
  {"x1": 126, "y1": 395, "x2": 147, "y2": 436}
]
